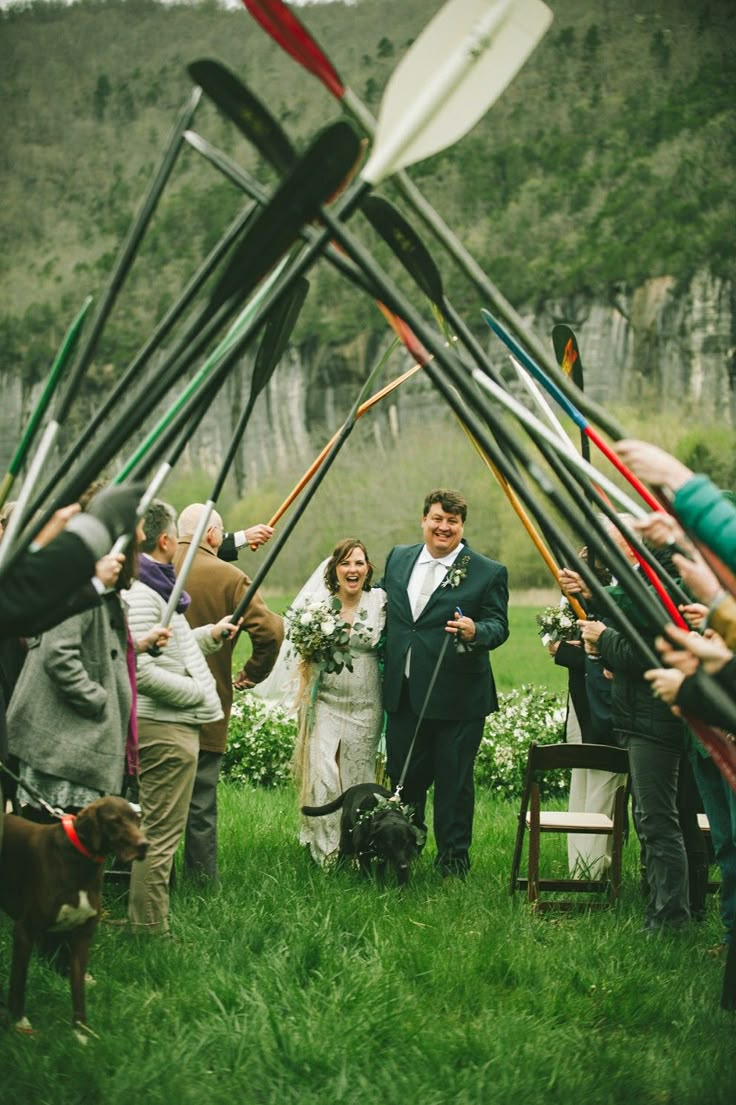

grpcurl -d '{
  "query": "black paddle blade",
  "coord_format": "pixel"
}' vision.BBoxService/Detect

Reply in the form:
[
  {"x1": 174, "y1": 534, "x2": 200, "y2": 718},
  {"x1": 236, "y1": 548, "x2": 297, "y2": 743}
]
[
  {"x1": 252, "y1": 277, "x2": 309, "y2": 395},
  {"x1": 552, "y1": 323, "x2": 592, "y2": 495},
  {"x1": 206, "y1": 120, "x2": 361, "y2": 316},
  {"x1": 552, "y1": 323, "x2": 585, "y2": 395},
  {"x1": 361, "y1": 194, "x2": 445, "y2": 310},
  {"x1": 188, "y1": 59, "x2": 297, "y2": 175}
]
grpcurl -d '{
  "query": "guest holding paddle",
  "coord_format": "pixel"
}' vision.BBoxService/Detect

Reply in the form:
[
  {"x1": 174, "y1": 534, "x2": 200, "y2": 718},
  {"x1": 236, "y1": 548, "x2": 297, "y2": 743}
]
[{"x1": 378, "y1": 489, "x2": 509, "y2": 878}]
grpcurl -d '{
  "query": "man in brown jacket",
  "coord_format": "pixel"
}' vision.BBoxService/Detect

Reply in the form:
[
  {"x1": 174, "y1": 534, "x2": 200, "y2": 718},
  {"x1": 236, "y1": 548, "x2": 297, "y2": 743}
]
[{"x1": 174, "y1": 504, "x2": 283, "y2": 884}]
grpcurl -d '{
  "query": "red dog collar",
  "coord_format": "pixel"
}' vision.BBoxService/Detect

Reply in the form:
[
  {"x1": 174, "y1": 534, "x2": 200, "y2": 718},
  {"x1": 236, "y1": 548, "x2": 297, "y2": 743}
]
[{"x1": 61, "y1": 814, "x2": 105, "y2": 864}]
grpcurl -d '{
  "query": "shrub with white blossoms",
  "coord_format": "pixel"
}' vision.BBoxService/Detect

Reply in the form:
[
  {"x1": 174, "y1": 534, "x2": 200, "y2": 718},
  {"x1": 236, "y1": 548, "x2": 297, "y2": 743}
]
[
  {"x1": 222, "y1": 696, "x2": 296, "y2": 788},
  {"x1": 286, "y1": 595, "x2": 370, "y2": 676},
  {"x1": 474, "y1": 684, "x2": 568, "y2": 800},
  {"x1": 222, "y1": 682, "x2": 568, "y2": 802}
]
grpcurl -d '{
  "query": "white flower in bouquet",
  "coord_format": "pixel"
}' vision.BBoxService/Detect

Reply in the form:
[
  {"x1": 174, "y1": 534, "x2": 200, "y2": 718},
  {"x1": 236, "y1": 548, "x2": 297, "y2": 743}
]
[
  {"x1": 286, "y1": 595, "x2": 370, "y2": 675},
  {"x1": 536, "y1": 602, "x2": 581, "y2": 647}
]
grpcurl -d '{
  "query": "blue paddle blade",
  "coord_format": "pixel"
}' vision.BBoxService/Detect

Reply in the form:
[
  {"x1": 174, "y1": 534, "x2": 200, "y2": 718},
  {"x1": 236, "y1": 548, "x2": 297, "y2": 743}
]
[{"x1": 481, "y1": 308, "x2": 587, "y2": 430}]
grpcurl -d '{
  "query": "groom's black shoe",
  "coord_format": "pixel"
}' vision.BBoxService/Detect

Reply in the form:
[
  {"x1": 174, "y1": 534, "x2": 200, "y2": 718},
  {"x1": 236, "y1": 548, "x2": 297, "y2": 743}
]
[{"x1": 436, "y1": 855, "x2": 469, "y2": 880}]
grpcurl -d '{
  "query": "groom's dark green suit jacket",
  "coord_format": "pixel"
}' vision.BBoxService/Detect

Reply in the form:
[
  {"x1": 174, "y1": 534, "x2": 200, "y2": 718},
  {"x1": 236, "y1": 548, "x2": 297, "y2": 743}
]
[{"x1": 380, "y1": 543, "x2": 509, "y2": 721}]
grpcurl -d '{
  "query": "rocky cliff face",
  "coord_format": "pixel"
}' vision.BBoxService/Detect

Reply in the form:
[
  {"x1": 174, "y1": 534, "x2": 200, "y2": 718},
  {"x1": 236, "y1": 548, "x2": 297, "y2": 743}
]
[
  {"x1": 539, "y1": 270, "x2": 735, "y2": 422},
  {"x1": 2, "y1": 269, "x2": 733, "y2": 495}
]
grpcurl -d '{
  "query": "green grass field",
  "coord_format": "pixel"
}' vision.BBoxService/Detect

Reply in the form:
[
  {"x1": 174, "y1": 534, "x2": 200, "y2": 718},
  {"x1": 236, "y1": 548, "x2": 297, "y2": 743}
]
[
  {"x1": 5, "y1": 599, "x2": 730, "y2": 1101},
  {"x1": 1, "y1": 786, "x2": 732, "y2": 1105}
]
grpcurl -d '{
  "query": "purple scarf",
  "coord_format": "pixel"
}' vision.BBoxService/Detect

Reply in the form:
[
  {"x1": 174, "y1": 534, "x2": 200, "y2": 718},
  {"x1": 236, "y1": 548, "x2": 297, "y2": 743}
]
[{"x1": 138, "y1": 555, "x2": 191, "y2": 614}]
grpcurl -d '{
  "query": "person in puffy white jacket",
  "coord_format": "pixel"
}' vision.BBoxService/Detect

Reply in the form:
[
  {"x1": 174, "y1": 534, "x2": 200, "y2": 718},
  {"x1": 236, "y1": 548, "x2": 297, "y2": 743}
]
[{"x1": 125, "y1": 500, "x2": 237, "y2": 937}]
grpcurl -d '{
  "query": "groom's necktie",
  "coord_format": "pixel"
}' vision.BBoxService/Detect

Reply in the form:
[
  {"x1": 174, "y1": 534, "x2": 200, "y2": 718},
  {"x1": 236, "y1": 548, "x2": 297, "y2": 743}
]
[
  {"x1": 413, "y1": 559, "x2": 442, "y2": 620},
  {"x1": 406, "y1": 559, "x2": 443, "y2": 677}
]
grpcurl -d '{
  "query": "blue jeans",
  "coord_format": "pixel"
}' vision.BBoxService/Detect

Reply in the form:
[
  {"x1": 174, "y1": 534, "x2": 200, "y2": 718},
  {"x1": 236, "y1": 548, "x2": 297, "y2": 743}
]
[{"x1": 690, "y1": 753, "x2": 736, "y2": 944}]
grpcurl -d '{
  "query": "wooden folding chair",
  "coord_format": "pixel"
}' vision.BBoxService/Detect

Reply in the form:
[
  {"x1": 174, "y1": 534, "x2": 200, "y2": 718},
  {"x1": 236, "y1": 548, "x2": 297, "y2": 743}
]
[{"x1": 509, "y1": 741, "x2": 629, "y2": 911}]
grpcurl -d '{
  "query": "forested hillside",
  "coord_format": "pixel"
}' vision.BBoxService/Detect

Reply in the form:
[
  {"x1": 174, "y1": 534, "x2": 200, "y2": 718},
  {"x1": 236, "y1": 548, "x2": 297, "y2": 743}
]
[{"x1": 1, "y1": 0, "x2": 734, "y2": 387}]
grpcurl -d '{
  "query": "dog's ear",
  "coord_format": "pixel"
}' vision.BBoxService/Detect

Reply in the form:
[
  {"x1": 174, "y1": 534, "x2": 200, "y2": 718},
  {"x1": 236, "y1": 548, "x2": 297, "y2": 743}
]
[{"x1": 75, "y1": 802, "x2": 105, "y2": 854}]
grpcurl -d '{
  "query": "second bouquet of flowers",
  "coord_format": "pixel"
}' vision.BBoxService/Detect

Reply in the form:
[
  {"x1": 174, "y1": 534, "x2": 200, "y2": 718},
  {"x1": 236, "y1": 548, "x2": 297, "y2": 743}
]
[{"x1": 536, "y1": 601, "x2": 580, "y2": 648}]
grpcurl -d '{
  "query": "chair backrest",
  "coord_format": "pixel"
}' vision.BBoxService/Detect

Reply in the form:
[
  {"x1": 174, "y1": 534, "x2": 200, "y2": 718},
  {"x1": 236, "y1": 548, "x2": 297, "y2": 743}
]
[{"x1": 528, "y1": 741, "x2": 629, "y2": 777}]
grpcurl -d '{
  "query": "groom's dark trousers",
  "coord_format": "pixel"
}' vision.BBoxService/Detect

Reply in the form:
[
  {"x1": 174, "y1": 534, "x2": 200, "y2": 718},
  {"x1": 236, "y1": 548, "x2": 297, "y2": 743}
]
[{"x1": 380, "y1": 543, "x2": 509, "y2": 874}]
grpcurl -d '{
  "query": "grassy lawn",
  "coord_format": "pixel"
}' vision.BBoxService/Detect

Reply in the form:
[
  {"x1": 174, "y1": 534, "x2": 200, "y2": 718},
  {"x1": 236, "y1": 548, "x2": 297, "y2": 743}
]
[
  {"x1": 5, "y1": 600, "x2": 729, "y2": 1100},
  {"x1": 1, "y1": 785, "x2": 733, "y2": 1104}
]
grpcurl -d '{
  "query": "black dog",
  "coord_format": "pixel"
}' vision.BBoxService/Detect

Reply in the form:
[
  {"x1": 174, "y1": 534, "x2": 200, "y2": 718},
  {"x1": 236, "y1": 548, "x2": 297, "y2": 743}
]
[{"x1": 302, "y1": 783, "x2": 422, "y2": 885}]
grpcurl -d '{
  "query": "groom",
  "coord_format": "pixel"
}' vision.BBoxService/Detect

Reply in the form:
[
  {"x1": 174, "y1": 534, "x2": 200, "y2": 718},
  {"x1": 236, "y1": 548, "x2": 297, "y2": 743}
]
[{"x1": 380, "y1": 489, "x2": 509, "y2": 876}]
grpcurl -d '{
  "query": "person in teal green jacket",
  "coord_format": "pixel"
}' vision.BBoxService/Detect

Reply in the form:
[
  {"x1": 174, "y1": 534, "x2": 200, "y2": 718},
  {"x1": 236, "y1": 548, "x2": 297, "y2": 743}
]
[{"x1": 614, "y1": 441, "x2": 736, "y2": 572}]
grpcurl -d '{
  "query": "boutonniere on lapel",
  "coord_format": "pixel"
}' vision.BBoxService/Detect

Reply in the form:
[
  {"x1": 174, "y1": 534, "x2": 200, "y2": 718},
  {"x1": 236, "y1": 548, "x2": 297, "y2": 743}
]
[{"x1": 441, "y1": 555, "x2": 470, "y2": 591}]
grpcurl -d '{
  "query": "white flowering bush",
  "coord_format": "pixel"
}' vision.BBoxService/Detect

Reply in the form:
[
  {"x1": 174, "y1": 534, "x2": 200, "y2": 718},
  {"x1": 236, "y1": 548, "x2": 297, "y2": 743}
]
[
  {"x1": 222, "y1": 696, "x2": 296, "y2": 788},
  {"x1": 475, "y1": 684, "x2": 567, "y2": 800},
  {"x1": 223, "y1": 683, "x2": 567, "y2": 800},
  {"x1": 286, "y1": 595, "x2": 370, "y2": 675}
]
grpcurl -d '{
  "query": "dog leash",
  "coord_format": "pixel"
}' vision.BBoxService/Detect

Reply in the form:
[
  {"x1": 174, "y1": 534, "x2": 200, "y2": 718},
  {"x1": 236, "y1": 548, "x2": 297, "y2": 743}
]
[
  {"x1": 0, "y1": 758, "x2": 65, "y2": 820},
  {"x1": 394, "y1": 633, "x2": 451, "y2": 798}
]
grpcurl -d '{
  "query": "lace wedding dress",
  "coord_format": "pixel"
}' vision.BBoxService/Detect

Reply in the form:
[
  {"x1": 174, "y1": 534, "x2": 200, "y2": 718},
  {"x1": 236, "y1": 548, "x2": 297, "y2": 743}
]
[
  {"x1": 253, "y1": 572, "x2": 386, "y2": 866},
  {"x1": 298, "y1": 585, "x2": 386, "y2": 864}
]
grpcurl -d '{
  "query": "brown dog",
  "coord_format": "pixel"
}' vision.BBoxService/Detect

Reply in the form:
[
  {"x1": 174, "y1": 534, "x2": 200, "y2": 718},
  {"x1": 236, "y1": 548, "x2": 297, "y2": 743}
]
[{"x1": 0, "y1": 795, "x2": 148, "y2": 1035}]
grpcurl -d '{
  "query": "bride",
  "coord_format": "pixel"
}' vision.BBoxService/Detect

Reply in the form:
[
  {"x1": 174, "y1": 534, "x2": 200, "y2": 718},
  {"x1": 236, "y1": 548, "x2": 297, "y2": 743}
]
[{"x1": 254, "y1": 538, "x2": 386, "y2": 865}]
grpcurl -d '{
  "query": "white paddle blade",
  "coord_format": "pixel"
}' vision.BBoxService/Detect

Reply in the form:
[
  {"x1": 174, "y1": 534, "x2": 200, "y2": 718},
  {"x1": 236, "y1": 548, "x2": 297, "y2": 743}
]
[
  {"x1": 508, "y1": 354, "x2": 578, "y2": 454},
  {"x1": 363, "y1": 0, "x2": 553, "y2": 185}
]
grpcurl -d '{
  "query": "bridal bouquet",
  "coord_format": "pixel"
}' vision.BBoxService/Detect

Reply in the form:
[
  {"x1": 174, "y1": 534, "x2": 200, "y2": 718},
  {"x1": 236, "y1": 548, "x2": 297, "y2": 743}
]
[
  {"x1": 286, "y1": 595, "x2": 370, "y2": 676},
  {"x1": 536, "y1": 602, "x2": 580, "y2": 648}
]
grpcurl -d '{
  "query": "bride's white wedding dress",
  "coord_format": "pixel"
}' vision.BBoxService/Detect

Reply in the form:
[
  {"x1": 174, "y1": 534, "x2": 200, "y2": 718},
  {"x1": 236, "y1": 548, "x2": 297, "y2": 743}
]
[
  {"x1": 253, "y1": 572, "x2": 386, "y2": 866},
  {"x1": 299, "y1": 585, "x2": 386, "y2": 864}
]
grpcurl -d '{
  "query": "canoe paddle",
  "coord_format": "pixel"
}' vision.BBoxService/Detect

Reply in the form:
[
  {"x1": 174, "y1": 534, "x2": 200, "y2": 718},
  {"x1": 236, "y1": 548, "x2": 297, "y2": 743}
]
[
  {"x1": 26, "y1": 200, "x2": 260, "y2": 520},
  {"x1": 0, "y1": 295, "x2": 92, "y2": 512},
  {"x1": 358, "y1": 193, "x2": 684, "y2": 616},
  {"x1": 157, "y1": 276, "x2": 310, "y2": 633},
  {"x1": 239, "y1": 0, "x2": 627, "y2": 444},
  {"x1": 483, "y1": 309, "x2": 673, "y2": 513},
  {"x1": 0, "y1": 121, "x2": 360, "y2": 585},
  {"x1": 5, "y1": 91, "x2": 203, "y2": 536},
  {"x1": 362, "y1": 203, "x2": 692, "y2": 624}
]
